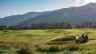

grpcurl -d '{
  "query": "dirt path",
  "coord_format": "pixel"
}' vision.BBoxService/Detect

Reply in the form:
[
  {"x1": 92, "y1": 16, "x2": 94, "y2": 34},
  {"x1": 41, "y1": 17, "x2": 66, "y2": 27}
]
[
  {"x1": 33, "y1": 35, "x2": 65, "y2": 46},
  {"x1": 85, "y1": 39, "x2": 96, "y2": 44},
  {"x1": 33, "y1": 36, "x2": 53, "y2": 46}
]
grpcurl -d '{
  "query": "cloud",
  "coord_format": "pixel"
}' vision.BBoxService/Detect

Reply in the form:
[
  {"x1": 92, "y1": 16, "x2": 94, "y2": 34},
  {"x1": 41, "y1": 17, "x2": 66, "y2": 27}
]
[
  {"x1": 86, "y1": 0, "x2": 96, "y2": 3},
  {"x1": 56, "y1": 0, "x2": 86, "y2": 8},
  {"x1": 66, "y1": 0, "x2": 85, "y2": 6}
]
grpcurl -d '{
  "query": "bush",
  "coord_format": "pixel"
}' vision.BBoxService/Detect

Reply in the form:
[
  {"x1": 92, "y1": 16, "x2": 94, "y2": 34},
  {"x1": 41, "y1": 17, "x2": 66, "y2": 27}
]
[
  {"x1": 68, "y1": 46, "x2": 79, "y2": 51},
  {"x1": 16, "y1": 48, "x2": 31, "y2": 54},
  {"x1": 0, "y1": 51, "x2": 3, "y2": 54},
  {"x1": 48, "y1": 46, "x2": 63, "y2": 52}
]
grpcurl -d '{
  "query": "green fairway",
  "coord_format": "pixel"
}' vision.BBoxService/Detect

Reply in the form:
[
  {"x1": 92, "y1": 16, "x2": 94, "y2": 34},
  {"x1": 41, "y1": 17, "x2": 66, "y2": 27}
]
[{"x1": 0, "y1": 29, "x2": 96, "y2": 54}]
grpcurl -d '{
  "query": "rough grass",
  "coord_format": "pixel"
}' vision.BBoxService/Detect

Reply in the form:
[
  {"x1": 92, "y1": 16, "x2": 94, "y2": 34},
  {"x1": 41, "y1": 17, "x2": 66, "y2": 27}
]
[{"x1": 0, "y1": 29, "x2": 96, "y2": 54}]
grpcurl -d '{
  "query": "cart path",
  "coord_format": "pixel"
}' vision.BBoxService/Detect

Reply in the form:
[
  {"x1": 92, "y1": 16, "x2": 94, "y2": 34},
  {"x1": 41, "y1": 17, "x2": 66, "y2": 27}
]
[
  {"x1": 85, "y1": 39, "x2": 96, "y2": 44},
  {"x1": 33, "y1": 36, "x2": 53, "y2": 46},
  {"x1": 33, "y1": 35, "x2": 66, "y2": 46}
]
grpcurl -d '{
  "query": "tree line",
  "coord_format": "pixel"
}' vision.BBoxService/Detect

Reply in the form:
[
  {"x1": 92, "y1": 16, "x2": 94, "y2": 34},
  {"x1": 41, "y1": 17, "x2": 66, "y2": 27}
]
[
  {"x1": 0, "y1": 21, "x2": 96, "y2": 30},
  {"x1": 75, "y1": 21, "x2": 96, "y2": 28}
]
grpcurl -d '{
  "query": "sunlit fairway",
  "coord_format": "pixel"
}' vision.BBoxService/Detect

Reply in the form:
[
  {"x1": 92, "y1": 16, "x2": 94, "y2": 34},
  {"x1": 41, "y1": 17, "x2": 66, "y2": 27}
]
[{"x1": 0, "y1": 29, "x2": 96, "y2": 54}]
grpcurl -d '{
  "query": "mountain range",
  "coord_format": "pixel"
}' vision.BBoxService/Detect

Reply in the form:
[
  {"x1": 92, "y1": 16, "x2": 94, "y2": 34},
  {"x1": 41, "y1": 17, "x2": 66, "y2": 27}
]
[
  {"x1": 0, "y1": 3, "x2": 96, "y2": 27},
  {"x1": 0, "y1": 12, "x2": 42, "y2": 26}
]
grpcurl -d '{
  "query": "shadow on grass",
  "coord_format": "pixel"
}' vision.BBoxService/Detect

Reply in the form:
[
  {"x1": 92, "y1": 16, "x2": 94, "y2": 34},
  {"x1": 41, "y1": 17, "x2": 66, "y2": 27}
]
[
  {"x1": 36, "y1": 46, "x2": 64, "y2": 53},
  {"x1": 46, "y1": 36, "x2": 75, "y2": 45}
]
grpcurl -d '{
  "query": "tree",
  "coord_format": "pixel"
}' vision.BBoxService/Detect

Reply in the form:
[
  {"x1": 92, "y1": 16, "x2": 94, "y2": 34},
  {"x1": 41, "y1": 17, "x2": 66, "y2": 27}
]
[
  {"x1": 81, "y1": 21, "x2": 93, "y2": 28},
  {"x1": 0, "y1": 25, "x2": 7, "y2": 30},
  {"x1": 8, "y1": 25, "x2": 15, "y2": 30}
]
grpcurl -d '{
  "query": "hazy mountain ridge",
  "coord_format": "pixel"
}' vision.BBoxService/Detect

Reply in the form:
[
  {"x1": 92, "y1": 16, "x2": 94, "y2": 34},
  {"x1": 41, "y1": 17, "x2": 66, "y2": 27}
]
[
  {"x1": 0, "y1": 3, "x2": 96, "y2": 27},
  {"x1": 18, "y1": 3, "x2": 96, "y2": 27},
  {"x1": 0, "y1": 12, "x2": 42, "y2": 26}
]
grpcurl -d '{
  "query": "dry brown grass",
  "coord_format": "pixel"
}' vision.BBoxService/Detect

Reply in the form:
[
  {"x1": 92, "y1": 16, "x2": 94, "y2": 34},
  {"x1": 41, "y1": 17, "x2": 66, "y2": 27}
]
[{"x1": 0, "y1": 41, "x2": 32, "y2": 49}]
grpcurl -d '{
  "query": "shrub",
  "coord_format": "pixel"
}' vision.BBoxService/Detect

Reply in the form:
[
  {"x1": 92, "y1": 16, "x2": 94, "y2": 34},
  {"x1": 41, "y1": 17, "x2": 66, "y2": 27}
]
[
  {"x1": 48, "y1": 46, "x2": 63, "y2": 52},
  {"x1": 16, "y1": 48, "x2": 31, "y2": 54},
  {"x1": 68, "y1": 46, "x2": 79, "y2": 51},
  {"x1": 0, "y1": 51, "x2": 3, "y2": 54}
]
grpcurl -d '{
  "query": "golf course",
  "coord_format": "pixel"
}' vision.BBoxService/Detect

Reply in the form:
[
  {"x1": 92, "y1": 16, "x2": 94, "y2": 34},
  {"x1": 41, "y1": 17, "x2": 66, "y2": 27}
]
[{"x1": 0, "y1": 29, "x2": 96, "y2": 54}]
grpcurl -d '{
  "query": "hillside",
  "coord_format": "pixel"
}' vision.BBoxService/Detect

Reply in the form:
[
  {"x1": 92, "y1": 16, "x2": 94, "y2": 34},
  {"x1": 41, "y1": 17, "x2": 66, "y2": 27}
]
[
  {"x1": 18, "y1": 3, "x2": 96, "y2": 27},
  {"x1": 0, "y1": 12, "x2": 42, "y2": 26},
  {"x1": 0, "y1": 3, "x2": 96, "y2": 27}
]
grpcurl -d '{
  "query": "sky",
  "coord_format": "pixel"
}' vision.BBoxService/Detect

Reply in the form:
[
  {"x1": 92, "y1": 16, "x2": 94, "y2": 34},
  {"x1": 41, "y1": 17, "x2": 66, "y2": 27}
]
[{"x1": 0, "y1": 0, "x2": 96, "y2": 18}]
